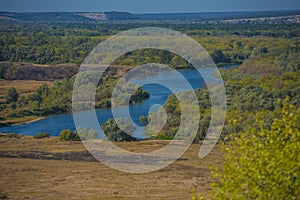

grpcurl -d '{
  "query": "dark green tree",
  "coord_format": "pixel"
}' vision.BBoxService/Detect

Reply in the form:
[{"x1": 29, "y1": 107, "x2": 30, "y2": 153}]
[
  {"x1": 212, "y1": 49, "x2": 231, "y2": 64},
  {"x1": 6, "y1": 88, "x2": 19, "y2": 103}
]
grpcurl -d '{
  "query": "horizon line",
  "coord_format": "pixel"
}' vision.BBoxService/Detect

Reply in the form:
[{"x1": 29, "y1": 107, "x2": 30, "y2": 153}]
[{"x1": 1, "y1": 8, "x2": 300, "y2": 14}]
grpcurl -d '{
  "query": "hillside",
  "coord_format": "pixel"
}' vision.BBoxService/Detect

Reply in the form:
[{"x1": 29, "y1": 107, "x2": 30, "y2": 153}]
[
  {"x1": 0, "y1": 11, "x2": 139, "y2": 22},
  {"x1": 0, "y1": 62, "x2": 79, "y2": 81},
  {"x1": 0, "y1": 12, "x2": 93, "y2": 22},
  {"x1": 0, "y1": 10, "x2": 300, "y2": 22}
]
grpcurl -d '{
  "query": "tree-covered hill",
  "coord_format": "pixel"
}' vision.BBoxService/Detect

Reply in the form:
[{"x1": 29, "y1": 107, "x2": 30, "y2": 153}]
[{"x1": 1, "y1": 10, "x2": 300, "y2": 22}]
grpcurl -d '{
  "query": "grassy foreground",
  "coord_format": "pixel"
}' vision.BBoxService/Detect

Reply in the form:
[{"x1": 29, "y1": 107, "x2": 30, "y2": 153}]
[{"x1": 0, "y1": 135, "x2": 223, "y2": 200}]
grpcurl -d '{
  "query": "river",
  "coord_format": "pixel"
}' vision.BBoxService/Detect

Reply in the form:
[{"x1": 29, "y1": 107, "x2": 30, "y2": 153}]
[{"x1": 0, "y1": 66, "x2": 233, "y2": 137}]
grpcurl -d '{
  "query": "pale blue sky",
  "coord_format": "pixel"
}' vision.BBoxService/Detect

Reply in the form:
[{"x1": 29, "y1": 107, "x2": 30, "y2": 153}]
[{"x1": 0, "y1": 0, "x2": 300, "y2": 13}]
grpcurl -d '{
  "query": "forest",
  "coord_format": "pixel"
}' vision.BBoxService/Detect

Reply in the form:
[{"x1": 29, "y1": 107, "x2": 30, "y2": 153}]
[
  {"x1": 0, "y1": 22, "x2": 299, "y2": 65},
  {"x1": 0, "y1": 21, "x2": 299, "y2": 128}
]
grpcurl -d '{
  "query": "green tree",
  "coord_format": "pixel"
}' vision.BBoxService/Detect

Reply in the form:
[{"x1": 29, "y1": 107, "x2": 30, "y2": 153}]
[
  {"x1": 210, "y1": 98, "x2": 300, "y2": 199},
  {"x1": 36, "y1": 84, "x2": 50, "y2": 97},
  {"x1": 59, "y1": 129, "x2": 80, "y2": 141},
  {"x1": 5, "y1": 88, "x2": 19, "y2": 103},
  {"x1": 212, "y1": 49, "x2": 231, "y2": 64},
  {"x1": 102, "y1": 118, "x2": 136, "y2": 142},
  {"x1": 139, "y1": 116, "x2": 148, "y2": 126}
]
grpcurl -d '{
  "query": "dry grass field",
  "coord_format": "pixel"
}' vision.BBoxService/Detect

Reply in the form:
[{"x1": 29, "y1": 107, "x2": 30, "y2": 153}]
[
  {"x1": 0, "y1": 136, "x2": 223, "y2": 200},
  {"x1": 0, "y1": 80, "x2": 53, "y2": 96}
]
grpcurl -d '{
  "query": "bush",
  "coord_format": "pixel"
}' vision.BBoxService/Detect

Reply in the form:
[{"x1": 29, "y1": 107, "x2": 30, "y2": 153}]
[
  {"x1": 33, "y1": 132, "x2": 50, "y2": 139},
  {"x1": 210, "y1": 98, "x2": 300, "y2": 199},
  {"x1": 59, "y1": 129, "x2": 80, "y2": 141},
  {"x1": 76, "y1": 128, "x2": 98, "y2": 140}
]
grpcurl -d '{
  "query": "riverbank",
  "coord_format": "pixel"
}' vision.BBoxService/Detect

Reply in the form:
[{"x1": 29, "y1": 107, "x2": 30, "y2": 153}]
[
  {"x1": 0, "y1": 135, "x2": 223, "y2": 200},
  {"x1": 0, "y1": 116, "x2": 45, "y2": 127},
  {"x1": 0, "y1": 65, "x2": 238, "y2": 134}
]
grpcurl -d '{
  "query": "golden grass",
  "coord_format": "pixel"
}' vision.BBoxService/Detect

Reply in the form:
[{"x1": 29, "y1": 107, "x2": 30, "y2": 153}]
[
  {"x1": 0, "y1": 79, "x2": 53, "y2": 96},
  {"x1": 0, "y1": 137, "x2": 224, "y2": 200}
]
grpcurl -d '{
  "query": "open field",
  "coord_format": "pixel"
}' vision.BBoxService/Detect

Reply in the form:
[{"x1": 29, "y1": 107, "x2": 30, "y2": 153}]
[
  {"x1": 0, "y1": 136, "x2": 223, "y2": 200},
  {"x1": 0, "y1": 79, "x2": 53, "y2": 96}
]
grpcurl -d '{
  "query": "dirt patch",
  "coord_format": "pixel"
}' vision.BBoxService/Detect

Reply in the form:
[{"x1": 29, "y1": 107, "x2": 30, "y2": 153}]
[{"x1": 0, "y1": 150, "x2": 98, "y2": 162}]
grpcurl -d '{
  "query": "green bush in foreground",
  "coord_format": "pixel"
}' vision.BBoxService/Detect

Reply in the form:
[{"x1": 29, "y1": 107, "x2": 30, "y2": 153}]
[
  {"x1": 33, "y1": 132, "x2": 50, "y2": 139},
  {"x1": 59, "y1": 129, "x2": 80, "y2": 141},
  {"x1": 210, "y1": 98, "x2": 300, "y2": 199}
]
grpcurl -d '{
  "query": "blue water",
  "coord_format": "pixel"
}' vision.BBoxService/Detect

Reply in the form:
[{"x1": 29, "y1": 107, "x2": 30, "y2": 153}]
[{"x1": 0, "y1": 67, "x2": 222, "y2": 137}]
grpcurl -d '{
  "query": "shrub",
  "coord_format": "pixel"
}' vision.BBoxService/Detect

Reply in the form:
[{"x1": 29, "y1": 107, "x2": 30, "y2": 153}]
[
  {"x1": 33, "y1": 132, "x2": 50, "y2": 139},
  {"x1": 210, "y1": 98, "x2": 300, "y2": 199},
  {"x1": 88, "y1": 129, "x2": 98, "y2": 139},
  {"x1": 59, "y1": 129, "x2": 80, "y2": 141},
  {"x1": 76, "y1": 128, "x2": 99, "y2": 140}
]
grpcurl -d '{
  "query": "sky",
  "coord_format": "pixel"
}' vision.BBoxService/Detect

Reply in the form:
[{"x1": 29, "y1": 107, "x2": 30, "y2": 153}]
[{"x1": 0, "y1": 0, "x2": 300, "y2": 13}]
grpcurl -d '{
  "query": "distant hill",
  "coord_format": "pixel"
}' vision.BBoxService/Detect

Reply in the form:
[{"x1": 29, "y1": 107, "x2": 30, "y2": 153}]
[
  {"x1": 136, "y1": 10, "x2": 300, "y2": 21},
  {"x1": 0, "y1": 11, "x2": 138, "y2": 22},
  {"x1": 0, "y1": 10, "x2": 300, "y2": 22},
  {"x1": 78, "y1": 11, "x2": 138, "y2": 21},
  {"x1": 0, "y1": 12, "x2": 93, "y2": 22}
]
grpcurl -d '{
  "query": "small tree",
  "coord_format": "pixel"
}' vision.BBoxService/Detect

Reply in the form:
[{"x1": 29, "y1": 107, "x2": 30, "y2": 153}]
[
  {"x1": 102, "y1": 118, "x2": 136, "y2": 142},
  {"x1": 139, "y1": 116, "x2": 148, "y2": 126},
  {"x1": 210, "y1": 98, "x2": 300, "y2": 199},
  {"x1": 212, "y1": 49, "x2": 231, "y2": 64},
  {"x1": 6, "y1": 88, "x2": 19, "y2": 103},
  {"x1": 59, "y1": 129, "x2": 80, "y2": 141}
]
